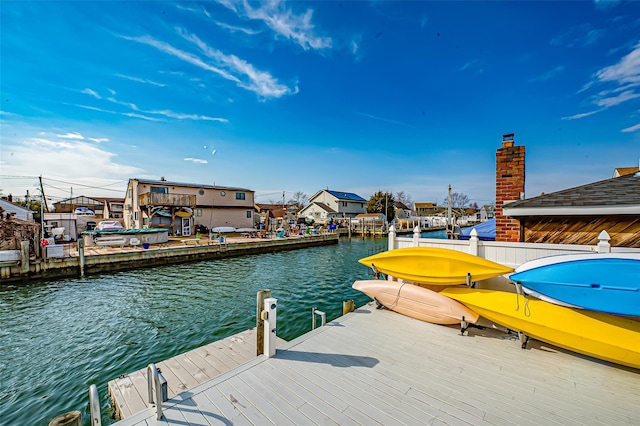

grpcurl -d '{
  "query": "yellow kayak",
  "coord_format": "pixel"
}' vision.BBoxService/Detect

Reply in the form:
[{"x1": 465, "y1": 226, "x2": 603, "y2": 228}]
[
  {"x1": 440, "y1": 287, "x2": 640, "y2": 370},
  {"x1": 358, "y1": 247, "x2": 513, "y2": 285}
]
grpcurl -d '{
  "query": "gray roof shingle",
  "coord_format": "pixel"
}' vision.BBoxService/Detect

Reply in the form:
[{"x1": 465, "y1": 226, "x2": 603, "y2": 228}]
[{"x1": 505, "y1": 173, "x2": 640, "y2": 209}]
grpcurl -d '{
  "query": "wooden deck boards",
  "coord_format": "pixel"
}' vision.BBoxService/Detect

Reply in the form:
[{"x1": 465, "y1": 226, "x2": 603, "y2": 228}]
[
  {"x1": 108, "y1": 328, "x2": 286, "y2": 420},
  {"x1": 115, "y1": 304, "x2": 640, "y2": 426}
]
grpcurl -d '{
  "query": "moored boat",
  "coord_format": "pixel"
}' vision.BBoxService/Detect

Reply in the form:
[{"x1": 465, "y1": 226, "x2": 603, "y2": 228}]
[
  {"x1": 440, "y1": 287, "x2": 640, "y2": 369},
  {"x1": 358, "y1": 247, "x2": 513, "y2": 285},
  {"x1": 510, "y1": 253, "x2": 640, "y2": 316},
  {"x1": 352, "y1": 279, "x2": 478, "y2": 325}
]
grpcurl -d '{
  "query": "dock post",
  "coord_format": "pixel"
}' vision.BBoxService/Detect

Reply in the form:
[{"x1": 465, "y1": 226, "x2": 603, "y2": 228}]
[
  {"x1": 263, "y1": 297, "x2": 277, "y2": 358},
  {"x1": 78, "y1": 238, "x2": 85, "y2": 277},
  {"x1": 256, "y1": 289, "x2": 271, "y2": 356},
  {"x1": 20, "y1": 241, "x2": 29, "y2": 274},
  {"x1": 48, "y1": 411, "x2": 81, "y2": 426},
  {"x1": 343, "y1": 299, "x2": 354, "y2": 315}
]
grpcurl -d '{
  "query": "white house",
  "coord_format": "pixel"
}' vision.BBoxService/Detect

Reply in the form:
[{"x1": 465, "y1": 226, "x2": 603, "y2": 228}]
[
  {"x1": 0, "y1": 198, "x2": 35, "y2": 221},
  {"x1": 298, "y1": 189, "x2": 368, "y2": 224}
]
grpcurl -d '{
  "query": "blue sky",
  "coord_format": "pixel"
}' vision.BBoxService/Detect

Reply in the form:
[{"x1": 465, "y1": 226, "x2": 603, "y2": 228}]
[{"x1": 1, "y1": 1, "x2": 639, "y2": 207}]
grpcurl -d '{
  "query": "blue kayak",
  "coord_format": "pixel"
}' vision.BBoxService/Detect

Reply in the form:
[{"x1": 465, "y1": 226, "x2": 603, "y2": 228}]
[{"x1": 510, "y1": 257, "x2": 640, "y2": 317}]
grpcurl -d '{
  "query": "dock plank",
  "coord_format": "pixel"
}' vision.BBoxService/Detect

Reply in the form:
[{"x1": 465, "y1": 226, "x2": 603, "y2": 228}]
[
  {"x1": 113, "y1": 303, "x2": 640, "y2": 426},
  {"x1": 108, "y1": 328, "x2": 285, "y2": 420}
]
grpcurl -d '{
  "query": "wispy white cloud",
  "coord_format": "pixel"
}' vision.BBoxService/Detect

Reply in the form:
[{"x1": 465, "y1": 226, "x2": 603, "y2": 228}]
[
  {"x1": 1, "y1": 132, "x2": 141, "y2": 198},
  {"x1": 81, "y1": 88, "x2": 101, "y2": 99},
  {"x1": 121, "y1": 112, "x2": 163, "y2": 122},
  {"x1": 184, "y1": 157, "x2": 208, "y2": 164},
  {"x1": 147, "y1": 109, "x2": 228, "y2": 122},
  {"x1": 529, "y1": 65, "x2": 565, "y2": 82},
  {"x1": 215, "y1": 21, "x2": 260, "y2": 35},
  {"x1": 174, "y1": 29, "x2": 297, "y2": 98},
  {"x1": 550, "y1": 23, "x2": 605, "y2": 48},
  {"x1": 88, "y1": 137, "x2": 109, "y2": 143},
  {"x1": 561, "y1": 110, "x2": 603, "y2": 120},
  {"x1": 564, "y1": 42, "x2": 640, "y2": 119},
  {"x1": 216, "y1": 0, "x2": 331, "y2": 51},
  {"x1": 595, "y1": 42, "x2": 640, "y2": 85},
  {"x1": 73, "y1": 103, "x2": 162, "y2": 122},
  {"x1": 621, "y1": 123, "x2": 640, "y2": 132},
  {"x1": 57, "y1": 132, "x2": 84, "y2": 139},
  {"x1": 595, "y1": 89, "x2": 640, "y2": 107},
  {"x1": 116, "y1": 73, "x2": 167, "y2": 87},
  {"x1": 420, "y1": 14, "x2": 428, "y2": 29},
  {"x1": 357, "y1": 112, "x2": 412, "y2": 127},
  {"x1": 458, "y1": 60, "x2": 479, "y2": 72},
  {"x1": 593, "y1": 0, "x2": 622, "y2": 10}
]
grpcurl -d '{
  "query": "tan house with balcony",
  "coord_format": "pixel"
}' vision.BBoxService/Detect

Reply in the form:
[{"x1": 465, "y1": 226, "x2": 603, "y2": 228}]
[{"x1": 123, "y1": 178, "x2": 255, "y2": 236}]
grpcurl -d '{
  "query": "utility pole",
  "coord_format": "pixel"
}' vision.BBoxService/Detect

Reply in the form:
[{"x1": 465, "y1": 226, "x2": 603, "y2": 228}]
[
  {"x1": 39, "y1": 176, "x2": 49, "y2": 212},
  {"x1": 447, "y1": 185, "x2": 452, "y2": 225}
]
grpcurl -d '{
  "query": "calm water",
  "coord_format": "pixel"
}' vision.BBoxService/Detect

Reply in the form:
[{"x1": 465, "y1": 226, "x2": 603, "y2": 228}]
[{"x1": 0, "y1": 237, "x2": 389, "y2": 426}]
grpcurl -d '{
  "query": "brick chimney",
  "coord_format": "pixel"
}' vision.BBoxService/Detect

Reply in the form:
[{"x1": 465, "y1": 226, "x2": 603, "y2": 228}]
[{"x1": 495, "y1": 133, "x2": 524, "y2": 242}]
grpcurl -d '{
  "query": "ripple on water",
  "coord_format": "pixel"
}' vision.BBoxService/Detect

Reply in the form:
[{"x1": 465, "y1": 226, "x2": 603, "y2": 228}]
[{"x1": 0, "y1": 237, "x2": 387, "y2": 425}]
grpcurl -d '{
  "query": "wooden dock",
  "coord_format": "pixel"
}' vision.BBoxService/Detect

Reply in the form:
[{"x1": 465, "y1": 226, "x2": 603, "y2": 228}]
[
  {"x1": 108, "y1": 328, "x2": 286, "y2": 419},
  {"x1": 114, "y1": 303, "x2": 640, "y2": 425}
]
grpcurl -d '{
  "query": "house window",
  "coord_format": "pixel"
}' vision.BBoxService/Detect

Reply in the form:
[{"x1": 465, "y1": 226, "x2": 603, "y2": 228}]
[
  {"x1": 246, "y1": 210, "x2": 252, "y2": 218},
  {"x1": 194, "y1": 209, "x2": 202, "y2": 217},
  {"x1": 236, "y1": 192, "x2": 245, "y2": 200},
  {"x1": 151, "y1": 186, "x2": 168, "y2": 193},
  {"x1": 134, "y1": 212, "x2": 138, "y2": 220}
]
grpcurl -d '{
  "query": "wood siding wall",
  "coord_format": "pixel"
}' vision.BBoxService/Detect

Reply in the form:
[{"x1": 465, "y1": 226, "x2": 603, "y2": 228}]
[{"x1": 521, "y1": 215, "x2": 640, "y2": 248}]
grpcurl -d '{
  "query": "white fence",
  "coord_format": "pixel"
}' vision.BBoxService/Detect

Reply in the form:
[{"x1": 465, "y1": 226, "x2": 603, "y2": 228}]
[{"x1": 388, "y1": 225, "x2": 640, "y2": 291}]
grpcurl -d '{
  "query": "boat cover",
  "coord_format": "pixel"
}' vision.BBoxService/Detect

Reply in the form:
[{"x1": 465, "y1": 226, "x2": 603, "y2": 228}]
[{"x1": 459, "y1": 218, "x2": 495, "y2": 241}]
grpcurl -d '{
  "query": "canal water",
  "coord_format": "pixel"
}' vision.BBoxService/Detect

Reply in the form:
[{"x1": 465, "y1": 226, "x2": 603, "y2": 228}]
[{"x1": 0, "y1": 236, "x2": 391, "y2": 425}]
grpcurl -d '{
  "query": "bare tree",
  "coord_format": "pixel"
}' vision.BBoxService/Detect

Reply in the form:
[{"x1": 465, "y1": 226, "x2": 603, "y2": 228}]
[
  {"x1": 395, "y1": 191, "x2": 413, "y2": 208},
  {"x1": 445, "y1": 192, "x2": 470, "y2": 209},
  {"x1": 287, "y1": 191, "x2": 308, "y2": 210}
]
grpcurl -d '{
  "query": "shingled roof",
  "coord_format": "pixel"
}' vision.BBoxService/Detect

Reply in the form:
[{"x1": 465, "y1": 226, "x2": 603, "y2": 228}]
[{"x1": 503, "y1": 172, "x2": 640, "y2": 216}]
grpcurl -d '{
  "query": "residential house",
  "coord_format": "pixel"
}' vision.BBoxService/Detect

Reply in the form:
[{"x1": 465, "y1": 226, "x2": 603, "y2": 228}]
[
  {"x1": 94, "y1": 197, "x2": 125, "y2": 219},
  {"x1": 0, "y1": 197, "x2": 35, "y2": 221},
  {"x1": 479, "y1": 204, "x2": 495, "y2": 221},
  {"x1": 297, "y1": 189, "x2": 367, "y2": 224},
  {"x1": 52, "y1": 196, "x2": 104, "y2": 217},
  {"x1": 123, "y1": 178, "x2": 255, "y2": 236},
  {"x1": 495, "y1": 134, "x2": 640, "y2": 247},
  {"x1": 393, "y1": 201, "x2": 415, "y2": 220},
  {"x1": 414, "y1": 202, "x2": 440, "y2": 216}
]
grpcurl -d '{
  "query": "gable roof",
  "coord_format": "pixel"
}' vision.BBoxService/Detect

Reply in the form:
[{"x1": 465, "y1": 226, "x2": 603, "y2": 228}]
[
  {"x1": 394, "y1": 201, "x2": 410, "y2": 210},
  {"x1": 325, "y1": 190, "x2": 366, "y2": 202},
  {"x1": 298, "y1": 202, "x2": 337, "y2": 215},
  {"x1": 613, "y1": 166, "x2": 639, "y2": 178},
  {"x1": 504, "y1": 172, "x2": 640, "y2": 216},
  {"x1": 0, "y1": 198, "x2": 34, "y2": 214}
]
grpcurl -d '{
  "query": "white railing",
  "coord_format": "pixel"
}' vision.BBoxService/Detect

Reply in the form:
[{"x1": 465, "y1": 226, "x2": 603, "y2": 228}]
[
  {"x1": 387, "y1": 226, "x2": 640, "y2": 269},
  {"x1": 386, "y1": 226, "x2": 640, "y2": 292},
  {"x1": 89, "y1": 384, "x2": 101, "y2": 426},
  {"x1": 147, "y1": 364, "x2": 164, "y2": 420}
]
